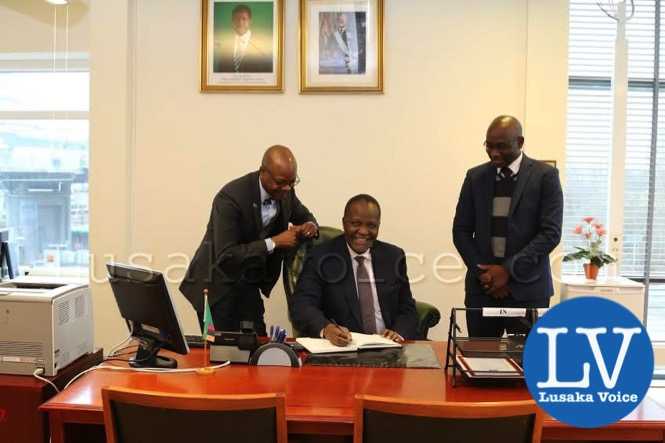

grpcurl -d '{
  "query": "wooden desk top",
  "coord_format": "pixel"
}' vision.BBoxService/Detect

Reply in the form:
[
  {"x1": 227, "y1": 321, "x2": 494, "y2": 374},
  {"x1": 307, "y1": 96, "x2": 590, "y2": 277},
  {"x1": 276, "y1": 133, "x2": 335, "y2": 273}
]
[{"x1": 39, "y1": 343, "x2": 665, "y2": 434}]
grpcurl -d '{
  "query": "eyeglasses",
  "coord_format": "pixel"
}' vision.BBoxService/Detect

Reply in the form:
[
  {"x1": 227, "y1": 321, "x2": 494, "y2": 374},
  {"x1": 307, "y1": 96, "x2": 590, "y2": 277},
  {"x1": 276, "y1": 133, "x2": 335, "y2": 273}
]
[
  {"x1": 483, "y1": 140, "x2": 515, "y2": 151},
  {"x1": 263, "y1": 168, "x2": 300, "y2": 188}
]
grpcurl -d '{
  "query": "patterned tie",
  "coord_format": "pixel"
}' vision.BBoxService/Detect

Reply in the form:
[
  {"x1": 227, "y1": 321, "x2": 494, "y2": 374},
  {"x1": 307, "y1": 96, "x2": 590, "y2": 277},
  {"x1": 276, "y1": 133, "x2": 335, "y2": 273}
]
[
  {"x1": 355, "y1": 256, "x2": 376, "y2": 334},
  {"x1": 501, "y1": 167, "x2": 513, "y2": 179},
  {"x1": 233, "y1": 51, "x2": 242, "y2": 72}
]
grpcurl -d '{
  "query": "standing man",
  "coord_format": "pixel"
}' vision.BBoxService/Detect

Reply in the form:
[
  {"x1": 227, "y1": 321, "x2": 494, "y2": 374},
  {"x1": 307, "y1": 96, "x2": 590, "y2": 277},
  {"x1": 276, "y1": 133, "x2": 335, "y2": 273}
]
[
  {"x1": 452, "y1": 116, "x2": 563, "y2": 337},
  {"x1": 289, "y1": 194, "x2": 417, "y2": 345},
  {"x1": 180, "y1": 145, "x2": 318, "y2": 336}
]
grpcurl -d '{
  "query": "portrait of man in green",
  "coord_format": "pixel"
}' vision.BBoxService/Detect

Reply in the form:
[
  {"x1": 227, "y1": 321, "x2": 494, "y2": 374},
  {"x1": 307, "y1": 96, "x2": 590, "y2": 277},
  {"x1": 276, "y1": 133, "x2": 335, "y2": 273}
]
[{"x1": 213, "y1": 2, "x2": 274, "y2": 73}]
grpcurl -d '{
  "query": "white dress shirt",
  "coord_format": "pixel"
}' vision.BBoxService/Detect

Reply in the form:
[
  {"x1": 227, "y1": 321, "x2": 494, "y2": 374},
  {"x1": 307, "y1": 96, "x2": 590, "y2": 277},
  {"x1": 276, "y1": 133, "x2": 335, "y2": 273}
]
[
  {"x1": 496, "y1": 151, "x2": 523, "y2": 176},
  {"x1": 233, "y1": 30, "x2": 252, "y2": 61},
  {"x1": 259, "y1": 179, "x2": 277, "y2": 253}
]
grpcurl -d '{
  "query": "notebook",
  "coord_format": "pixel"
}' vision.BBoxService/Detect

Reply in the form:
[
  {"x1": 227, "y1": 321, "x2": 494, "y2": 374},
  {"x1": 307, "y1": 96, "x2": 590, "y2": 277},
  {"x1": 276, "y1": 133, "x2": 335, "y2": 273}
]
[{"x1": 296, "y1": 332, "x2": 402, "y2": 354}]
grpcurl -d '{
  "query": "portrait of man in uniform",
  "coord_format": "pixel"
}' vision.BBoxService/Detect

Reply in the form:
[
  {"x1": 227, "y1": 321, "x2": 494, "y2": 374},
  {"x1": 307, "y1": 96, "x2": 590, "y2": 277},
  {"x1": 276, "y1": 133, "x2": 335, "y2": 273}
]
[{"x1": 318, "y1": 11, "x2": 366, "y2": 75}]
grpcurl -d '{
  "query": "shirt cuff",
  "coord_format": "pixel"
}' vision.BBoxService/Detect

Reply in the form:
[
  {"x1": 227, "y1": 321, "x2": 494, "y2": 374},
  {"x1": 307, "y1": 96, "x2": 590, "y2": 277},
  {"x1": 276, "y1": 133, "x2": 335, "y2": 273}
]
[{"x1": 265, "y1": 238, "x2": 275, "y2": 254}]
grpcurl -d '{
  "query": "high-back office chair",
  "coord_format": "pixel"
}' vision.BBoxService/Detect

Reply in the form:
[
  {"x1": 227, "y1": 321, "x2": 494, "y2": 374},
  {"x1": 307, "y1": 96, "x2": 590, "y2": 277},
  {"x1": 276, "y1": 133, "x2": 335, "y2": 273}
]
[
  {"x1": 102, "y1": 387, "x2": 287, "y2": 443},
  {"x1": 354, "y1": 395, "x2": 543, "y2": 443},
  {"x1": 282, "y1": 226, "x2": 441, "y2": 339}
]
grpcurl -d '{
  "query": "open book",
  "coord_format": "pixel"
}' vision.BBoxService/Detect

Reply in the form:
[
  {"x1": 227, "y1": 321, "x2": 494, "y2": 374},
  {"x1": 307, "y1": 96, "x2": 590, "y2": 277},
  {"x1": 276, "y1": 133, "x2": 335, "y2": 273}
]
[{"x1": 296, "y1": 332, "x2": 402, "y2": 354}]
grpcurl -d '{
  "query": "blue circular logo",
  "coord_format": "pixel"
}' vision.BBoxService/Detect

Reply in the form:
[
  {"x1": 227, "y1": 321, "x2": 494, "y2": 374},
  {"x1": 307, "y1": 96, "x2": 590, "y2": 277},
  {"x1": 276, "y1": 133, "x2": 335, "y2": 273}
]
[{"x1": 523, "y1": 297, "x2": 653, "y2": 428}]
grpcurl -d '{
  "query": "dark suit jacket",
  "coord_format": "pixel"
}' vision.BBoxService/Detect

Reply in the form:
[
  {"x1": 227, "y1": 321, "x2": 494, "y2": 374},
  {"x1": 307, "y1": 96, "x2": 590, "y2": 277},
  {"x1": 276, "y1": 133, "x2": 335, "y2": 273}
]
[
  {"x1": 180, "y1": 171, "x2": 316, "y2": 312},
  {"x1": 452, "y1": 155, "x2": 563, "y2": 303},
  {"x1": 289, "y1": 235, "x2": 418, "y2": 339},
  {"x1": 214, "y1": 36, "x2": 273, "y2": 73}
]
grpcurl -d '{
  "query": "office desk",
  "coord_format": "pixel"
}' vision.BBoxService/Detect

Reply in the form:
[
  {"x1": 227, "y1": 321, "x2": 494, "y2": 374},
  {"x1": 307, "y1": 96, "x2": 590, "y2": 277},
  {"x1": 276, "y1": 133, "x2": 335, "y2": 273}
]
[
  {"x1": 0, "y1": 350, "x2": 103, "y2": 443},
  {"x1": 40, "y1": 343, "x2": 665, "y2": 443}
]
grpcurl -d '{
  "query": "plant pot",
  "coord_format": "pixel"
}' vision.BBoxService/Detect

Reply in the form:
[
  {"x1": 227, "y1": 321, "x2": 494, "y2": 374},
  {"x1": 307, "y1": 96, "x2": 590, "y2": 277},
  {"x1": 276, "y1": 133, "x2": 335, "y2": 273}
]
[{"x1": 584, "y1": 263, "x2": 599, "y2": 280}]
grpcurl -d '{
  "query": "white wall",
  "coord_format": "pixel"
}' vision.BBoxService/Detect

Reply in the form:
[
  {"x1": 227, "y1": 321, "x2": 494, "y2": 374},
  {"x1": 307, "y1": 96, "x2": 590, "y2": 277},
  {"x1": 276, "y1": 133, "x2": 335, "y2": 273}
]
[{"x1": 87, "y1": 0, "x2": 568, "y2": 351}]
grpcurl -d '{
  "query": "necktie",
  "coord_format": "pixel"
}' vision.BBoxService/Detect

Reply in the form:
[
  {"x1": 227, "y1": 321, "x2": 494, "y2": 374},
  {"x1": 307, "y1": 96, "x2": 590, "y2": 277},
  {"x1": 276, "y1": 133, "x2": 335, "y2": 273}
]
[
  {"x1": 261, "y1": 198, "x2": 276, "y2": 227},
  {"x1": 233, "y1": 38, "x2": 244, "y2": 72},
  {"x1": 355, "y1": 256, "x2": 376, "y2": 334},
  {"x1": 501, "y1": 167, "x2": 513, "y2": 179},
  {"x1": 233, "y1": 51, "x2": 242, "y2": 72}
]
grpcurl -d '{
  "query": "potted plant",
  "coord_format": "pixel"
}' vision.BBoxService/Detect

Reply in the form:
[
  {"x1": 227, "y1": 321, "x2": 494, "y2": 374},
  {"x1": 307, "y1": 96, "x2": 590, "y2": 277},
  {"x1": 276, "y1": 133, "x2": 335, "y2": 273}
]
[{"x1": 563, "y1": 216, "x2": 616, "y2": 280}]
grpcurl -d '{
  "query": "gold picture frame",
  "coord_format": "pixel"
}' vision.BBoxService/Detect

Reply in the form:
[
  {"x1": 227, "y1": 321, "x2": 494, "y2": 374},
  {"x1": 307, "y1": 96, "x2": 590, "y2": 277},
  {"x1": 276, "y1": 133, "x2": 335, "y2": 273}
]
[
  {"x1": 299, "y1": 0, "x2": 384, "y2": 93},
  {"x1": 201, "y1": 0, "x2": 284, "y2": 92},
  {"x1": 543, "y1": 160, "x2": 557, "y2": 168}
]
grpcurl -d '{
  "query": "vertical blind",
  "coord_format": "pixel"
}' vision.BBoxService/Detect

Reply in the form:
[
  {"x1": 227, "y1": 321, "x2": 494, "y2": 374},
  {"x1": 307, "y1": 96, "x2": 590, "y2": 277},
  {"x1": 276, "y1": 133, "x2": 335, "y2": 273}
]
[{"x1": 566, "y1": 0, "x2": 664, "y2": 280}]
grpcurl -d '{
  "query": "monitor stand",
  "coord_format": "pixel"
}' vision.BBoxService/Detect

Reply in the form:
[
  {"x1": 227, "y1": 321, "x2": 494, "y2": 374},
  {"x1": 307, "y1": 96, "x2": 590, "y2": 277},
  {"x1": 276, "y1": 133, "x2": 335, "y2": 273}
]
[{"x1": 130, "y1": 337, "x2": 178, "y2": 369}]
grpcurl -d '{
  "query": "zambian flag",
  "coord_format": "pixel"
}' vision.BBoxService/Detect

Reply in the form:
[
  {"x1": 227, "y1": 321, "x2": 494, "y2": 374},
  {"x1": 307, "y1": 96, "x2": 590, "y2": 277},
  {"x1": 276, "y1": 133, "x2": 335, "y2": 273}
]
[{"x1": 202, "y1": 290, "x2": 215, "y2": 342}]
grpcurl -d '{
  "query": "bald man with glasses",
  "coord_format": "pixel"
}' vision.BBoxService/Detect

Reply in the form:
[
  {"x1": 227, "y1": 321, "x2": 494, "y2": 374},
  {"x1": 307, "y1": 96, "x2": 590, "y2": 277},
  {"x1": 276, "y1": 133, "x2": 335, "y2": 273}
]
[
  {"x1": 180, "y1": 145, "x2": 318, "y2": 336},
  {"x1": 452, "y1": 116, "x2": 563, "y2": 337}
]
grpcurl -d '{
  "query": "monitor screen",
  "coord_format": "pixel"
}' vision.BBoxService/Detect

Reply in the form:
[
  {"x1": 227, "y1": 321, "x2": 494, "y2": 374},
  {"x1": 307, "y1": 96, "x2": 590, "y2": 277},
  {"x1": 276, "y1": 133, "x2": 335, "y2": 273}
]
[{"x1": 106, "y1": 262, "x2": 189, "y2": 368}]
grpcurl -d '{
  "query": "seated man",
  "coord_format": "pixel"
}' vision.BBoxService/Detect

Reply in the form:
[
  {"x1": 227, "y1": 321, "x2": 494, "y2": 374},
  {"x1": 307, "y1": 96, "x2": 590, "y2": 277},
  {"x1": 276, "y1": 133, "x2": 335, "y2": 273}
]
[{"x1": 289, "y1": 194, "x2": 417, "y2": 346}]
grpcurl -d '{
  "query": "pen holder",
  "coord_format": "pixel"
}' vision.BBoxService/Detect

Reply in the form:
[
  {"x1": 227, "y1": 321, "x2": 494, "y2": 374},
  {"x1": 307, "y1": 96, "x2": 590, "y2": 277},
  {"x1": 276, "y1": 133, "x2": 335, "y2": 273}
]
[{"x1": 249, "y1": 342, "x2": 301, "y2": 367}]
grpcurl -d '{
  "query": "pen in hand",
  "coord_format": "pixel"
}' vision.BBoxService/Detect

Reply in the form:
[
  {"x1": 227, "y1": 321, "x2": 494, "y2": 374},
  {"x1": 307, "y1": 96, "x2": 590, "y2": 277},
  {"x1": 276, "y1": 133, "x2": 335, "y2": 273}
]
[{"x1": 326, "y1": 319, "x2": 352, "y2": 347}]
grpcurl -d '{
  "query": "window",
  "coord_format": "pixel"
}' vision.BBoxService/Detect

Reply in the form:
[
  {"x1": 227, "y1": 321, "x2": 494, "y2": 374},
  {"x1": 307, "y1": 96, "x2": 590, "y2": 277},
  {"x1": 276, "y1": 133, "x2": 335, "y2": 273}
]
[
  {"x1": 566, "y1": 0, "x2": 665, "y2": 339},
  {"x1": 0, "y1": 70, "x2": 89, "y2": 275}
]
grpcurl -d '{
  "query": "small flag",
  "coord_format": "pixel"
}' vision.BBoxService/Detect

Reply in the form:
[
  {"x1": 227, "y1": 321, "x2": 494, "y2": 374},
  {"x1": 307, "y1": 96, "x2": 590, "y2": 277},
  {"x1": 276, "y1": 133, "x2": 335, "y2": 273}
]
[{"x1": 202, "y1": 289, "x2": 215, "y2": 342}]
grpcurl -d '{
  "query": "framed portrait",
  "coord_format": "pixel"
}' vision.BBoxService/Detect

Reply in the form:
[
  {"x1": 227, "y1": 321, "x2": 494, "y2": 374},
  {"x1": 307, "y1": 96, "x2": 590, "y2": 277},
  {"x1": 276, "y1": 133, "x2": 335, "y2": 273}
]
[
  {"x1": 299, "y1": 0, "x2": 384, "y2": 93},
  {"x1": 201, "y1": 0, "x2": 283, "y2": 92}
]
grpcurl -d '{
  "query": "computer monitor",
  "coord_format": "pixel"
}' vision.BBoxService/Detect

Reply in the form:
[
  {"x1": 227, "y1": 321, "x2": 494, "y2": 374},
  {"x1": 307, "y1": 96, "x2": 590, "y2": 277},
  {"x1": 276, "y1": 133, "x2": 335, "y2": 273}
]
[{"x1": 106, "y1": 263, "x2": 189, "y2": 368}]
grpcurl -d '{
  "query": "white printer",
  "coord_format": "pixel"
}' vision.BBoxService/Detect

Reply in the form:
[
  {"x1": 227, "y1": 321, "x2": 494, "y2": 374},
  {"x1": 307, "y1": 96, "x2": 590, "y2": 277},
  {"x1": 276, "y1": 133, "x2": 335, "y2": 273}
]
[{"x1": 0, "y1": 276, "x2": 94, "y2": 376}]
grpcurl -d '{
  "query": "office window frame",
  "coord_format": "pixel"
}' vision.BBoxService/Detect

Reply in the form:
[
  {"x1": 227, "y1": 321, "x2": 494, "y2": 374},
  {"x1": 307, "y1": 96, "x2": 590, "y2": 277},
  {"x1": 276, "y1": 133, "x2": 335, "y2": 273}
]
[
  {"x1": 0, "y1": 54, "x2": 89, "y2": 276},
  {"x1": 566, "y1": 0, "x2": 664, "y2": 343}
]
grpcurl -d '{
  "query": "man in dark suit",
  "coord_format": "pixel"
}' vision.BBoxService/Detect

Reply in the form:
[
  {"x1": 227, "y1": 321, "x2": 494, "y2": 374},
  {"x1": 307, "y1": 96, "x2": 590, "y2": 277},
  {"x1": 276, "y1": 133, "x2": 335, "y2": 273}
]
[
  {"x1": 214, "y1": 4, "x2": 273, "y2": 73},
  {"x1": 180, "y1": 145, "x2": 317, "y2": 336},
  {"x1": 289, "y1": 194, "x2": 417, "y2": 346},
  {"x1": 452, "y1": 115, "x2": 563, "y2": 337}
]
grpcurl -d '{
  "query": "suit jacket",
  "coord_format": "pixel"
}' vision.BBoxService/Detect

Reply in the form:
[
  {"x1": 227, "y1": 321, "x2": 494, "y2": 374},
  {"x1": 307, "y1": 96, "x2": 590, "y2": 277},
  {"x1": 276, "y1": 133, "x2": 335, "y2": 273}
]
[
  {"x1": 214, "y1": 35, "x2": 273, "y2": 73},
  {"x1": 180, "y1": 171, "x2": 316, "y2": 312},
  {"x1": 452, "y1": 154, "x2": 563, "y2": 303},
  {"x1": 289, "y1": 235, "x2": 418, "y2": 339}
]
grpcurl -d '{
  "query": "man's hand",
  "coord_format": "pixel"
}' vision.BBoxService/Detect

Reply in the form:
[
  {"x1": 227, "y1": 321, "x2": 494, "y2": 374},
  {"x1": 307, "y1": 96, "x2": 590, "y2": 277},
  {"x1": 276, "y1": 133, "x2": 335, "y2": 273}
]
[
  {"x1": 293, "y1": 222, "x2": 318, "y2": 239},
  {"x1": 271, "y1": 228, "x2": 298, "y2": 249},
  {"x1": 477, "y1": 264, "x2": 509, "y2": 293},
  {"x1": 323, "y1": 323, "x2": 352, "y2": 346},
  {"x1": 488, "y1": 285, "x2": 511, "y2": 300},
  {"x1": 479, "y1": 271, "x2": 492, "y2": 286},
  {"x1": 382, "y1": 329, "x2": 405, "y2": 343}
]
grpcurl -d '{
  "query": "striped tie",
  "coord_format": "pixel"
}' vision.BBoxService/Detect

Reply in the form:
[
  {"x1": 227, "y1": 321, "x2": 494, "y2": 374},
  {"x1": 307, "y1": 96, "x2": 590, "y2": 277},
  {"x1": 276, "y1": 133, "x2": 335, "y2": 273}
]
[
  {"x1": 233, "y1": 52, "x2": 242, "y2": 72},
  {"x1": 355, "y1": 256, "x2": 376, "y2": 334}
]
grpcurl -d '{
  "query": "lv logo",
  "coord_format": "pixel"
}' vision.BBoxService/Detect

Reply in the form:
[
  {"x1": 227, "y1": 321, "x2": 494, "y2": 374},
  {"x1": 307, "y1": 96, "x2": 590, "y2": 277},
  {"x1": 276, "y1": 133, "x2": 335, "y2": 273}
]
[{"x1": 536, "y1": 327, "x2": 642, "y2": 389}]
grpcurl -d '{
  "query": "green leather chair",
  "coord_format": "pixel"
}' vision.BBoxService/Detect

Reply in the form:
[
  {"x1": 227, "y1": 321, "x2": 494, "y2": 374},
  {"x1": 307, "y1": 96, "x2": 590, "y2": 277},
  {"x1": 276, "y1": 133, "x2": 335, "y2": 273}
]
[{"x1": 283, "y1": 226, "x2": 441, "y2": 339}]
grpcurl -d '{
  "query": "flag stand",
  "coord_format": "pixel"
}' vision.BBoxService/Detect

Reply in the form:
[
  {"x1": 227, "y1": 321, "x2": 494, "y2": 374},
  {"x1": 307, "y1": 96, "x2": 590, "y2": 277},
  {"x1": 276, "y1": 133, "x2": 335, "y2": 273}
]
[{"x1": 196, "y1": 289, "x2": 215, "y2": 375}]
